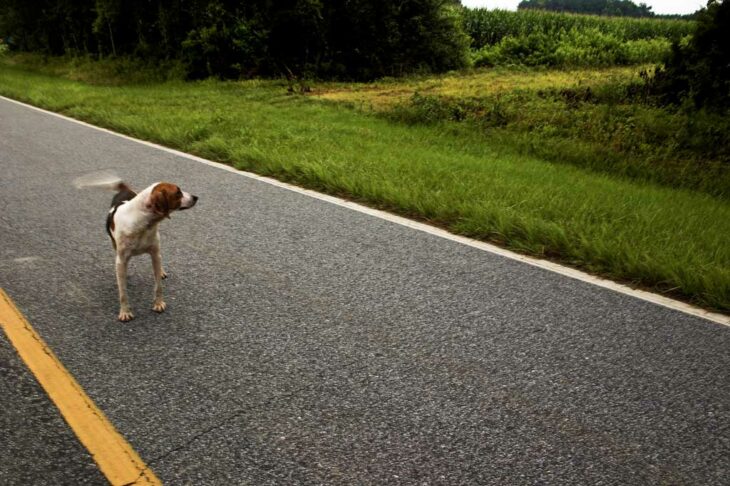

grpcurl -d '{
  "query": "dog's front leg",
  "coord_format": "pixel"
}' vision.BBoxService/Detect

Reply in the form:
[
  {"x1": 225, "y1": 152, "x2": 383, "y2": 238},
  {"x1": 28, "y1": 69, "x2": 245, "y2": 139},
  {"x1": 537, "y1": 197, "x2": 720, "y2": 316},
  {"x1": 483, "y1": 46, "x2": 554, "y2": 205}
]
[
  {"x1": 150, "y1": 246, "x2": 166, "y2": 313},
  {"x1": 116, "y1": 253, "x2": 134, "y2": 321}
]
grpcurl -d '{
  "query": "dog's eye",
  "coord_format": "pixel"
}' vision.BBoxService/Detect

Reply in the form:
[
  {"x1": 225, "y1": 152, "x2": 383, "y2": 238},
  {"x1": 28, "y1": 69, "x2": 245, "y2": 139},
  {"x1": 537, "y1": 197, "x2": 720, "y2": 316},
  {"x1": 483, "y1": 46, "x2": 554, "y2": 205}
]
[{"x1": 176, "y1": 189, "x2": 182, "y2": 197}]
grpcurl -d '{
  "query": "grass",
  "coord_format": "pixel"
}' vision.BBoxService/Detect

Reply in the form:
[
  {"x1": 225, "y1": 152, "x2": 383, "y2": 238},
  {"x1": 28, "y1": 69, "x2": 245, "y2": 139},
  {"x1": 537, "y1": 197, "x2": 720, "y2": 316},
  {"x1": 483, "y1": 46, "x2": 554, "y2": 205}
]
[
  {"x1": 1, "y1": 57, "x2": 729, "y2": 312},
  {"x1": 316, "y1": 67, "x2": 730, "y2": 200},
  {"x1": 314, "y1": 66, "x2": 643, "y2": 108}
]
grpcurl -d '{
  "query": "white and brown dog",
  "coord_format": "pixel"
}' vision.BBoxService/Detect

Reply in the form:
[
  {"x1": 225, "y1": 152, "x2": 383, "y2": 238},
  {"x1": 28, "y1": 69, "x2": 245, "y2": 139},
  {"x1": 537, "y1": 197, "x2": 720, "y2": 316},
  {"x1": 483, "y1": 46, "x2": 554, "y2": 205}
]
[{"x1": 78, "y1": 173, "x2": 198, "y2": 321}]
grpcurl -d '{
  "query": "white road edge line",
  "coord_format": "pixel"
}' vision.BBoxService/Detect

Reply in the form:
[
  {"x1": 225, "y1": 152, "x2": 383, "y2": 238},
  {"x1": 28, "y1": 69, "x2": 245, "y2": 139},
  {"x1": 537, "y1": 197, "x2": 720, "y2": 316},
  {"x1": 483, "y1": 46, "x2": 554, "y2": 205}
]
[{"x1": 3, "y1": 95, "x2": 728, "y2": 327}]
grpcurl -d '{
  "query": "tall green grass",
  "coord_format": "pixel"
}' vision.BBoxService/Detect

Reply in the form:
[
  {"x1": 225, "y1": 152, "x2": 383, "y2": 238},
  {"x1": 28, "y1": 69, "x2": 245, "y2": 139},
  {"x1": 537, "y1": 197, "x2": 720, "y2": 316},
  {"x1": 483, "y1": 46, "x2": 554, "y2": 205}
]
[
  {"x1": 384, "y1": 88, "x2": 730, "y2": 199},
  {"x1": 463, "y1": 8, "x2": 695, "y2": 67},
  {"x1": 0, "y1": 61, "x2": 728, "y2": 311}
]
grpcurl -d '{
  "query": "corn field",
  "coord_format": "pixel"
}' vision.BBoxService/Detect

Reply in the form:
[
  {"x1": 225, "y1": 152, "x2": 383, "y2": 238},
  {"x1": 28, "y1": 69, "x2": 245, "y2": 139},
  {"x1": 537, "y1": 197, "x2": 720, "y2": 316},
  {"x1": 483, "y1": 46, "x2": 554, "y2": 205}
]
[
  {"x1": 464, "y1": 8, "x2": 695, "y2": 49},
  {"x1": 463, "y1": 8, "x2": 695, "y2": 67}
]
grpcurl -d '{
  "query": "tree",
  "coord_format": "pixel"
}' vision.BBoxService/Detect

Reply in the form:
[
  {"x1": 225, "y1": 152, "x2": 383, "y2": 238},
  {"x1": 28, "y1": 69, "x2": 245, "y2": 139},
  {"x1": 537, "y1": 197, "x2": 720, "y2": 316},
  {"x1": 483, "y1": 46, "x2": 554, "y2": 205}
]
[
  {"x1": 650, "y1": 0, "x2": 730, "y2": 111},
  {"x1": 0, "y1": 0, "x2": 96, "y2": 54}
]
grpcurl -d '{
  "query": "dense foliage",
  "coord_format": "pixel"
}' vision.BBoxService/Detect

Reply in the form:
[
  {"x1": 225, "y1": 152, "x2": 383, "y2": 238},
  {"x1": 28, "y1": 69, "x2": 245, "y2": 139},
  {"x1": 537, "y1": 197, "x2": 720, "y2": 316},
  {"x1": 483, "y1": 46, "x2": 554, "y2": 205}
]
[
  {"x1": 0, "y1": 0, "x2": 470, "y2": 79},
  {"x1": 518, "y1": 0, "x2": 655, "y2": 17},
  {"x1": 463, "y1": 8, "x2": 693, "y2": 67},
  {"x1": 649, "y1": 0, "x2": 730, "y2": 111},
  {"x1": 0, "y1": 1, "x2": 704, "y2": 76}
]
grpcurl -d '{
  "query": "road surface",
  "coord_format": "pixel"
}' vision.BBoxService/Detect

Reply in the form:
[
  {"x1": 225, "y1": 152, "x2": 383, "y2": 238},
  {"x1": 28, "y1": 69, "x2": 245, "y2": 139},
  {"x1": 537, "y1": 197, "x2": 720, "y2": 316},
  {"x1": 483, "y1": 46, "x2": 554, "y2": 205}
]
[{"x1": 1, "y1": 97, "x2": 728, "y2": 485}]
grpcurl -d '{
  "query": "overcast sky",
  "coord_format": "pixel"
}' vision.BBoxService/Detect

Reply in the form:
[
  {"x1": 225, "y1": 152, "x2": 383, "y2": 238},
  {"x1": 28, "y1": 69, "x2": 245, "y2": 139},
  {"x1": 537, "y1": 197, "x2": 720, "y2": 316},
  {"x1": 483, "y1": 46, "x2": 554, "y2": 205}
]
[{"x1": 460, "y1": 0, "x2": 707, "y2": 15}]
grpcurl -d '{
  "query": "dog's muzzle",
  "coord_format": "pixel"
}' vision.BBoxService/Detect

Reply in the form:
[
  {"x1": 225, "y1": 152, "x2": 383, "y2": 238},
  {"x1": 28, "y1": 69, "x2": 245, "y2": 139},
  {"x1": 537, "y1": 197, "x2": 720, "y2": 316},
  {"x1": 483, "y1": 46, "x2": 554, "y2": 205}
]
[{"x1": 180, "y1": 194, "x2": 198, "y2": 210}]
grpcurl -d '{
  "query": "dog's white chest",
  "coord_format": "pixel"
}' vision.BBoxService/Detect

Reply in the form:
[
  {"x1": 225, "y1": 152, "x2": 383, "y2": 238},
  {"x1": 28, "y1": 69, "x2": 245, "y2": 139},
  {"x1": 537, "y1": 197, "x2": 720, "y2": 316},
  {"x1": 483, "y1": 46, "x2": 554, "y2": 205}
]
[
  {"x1": 113, "y1": 203, "x2": 160, "y2": 255},
  {"x1": 118, "y1": 228, "x2": 159, "y2": 255}
]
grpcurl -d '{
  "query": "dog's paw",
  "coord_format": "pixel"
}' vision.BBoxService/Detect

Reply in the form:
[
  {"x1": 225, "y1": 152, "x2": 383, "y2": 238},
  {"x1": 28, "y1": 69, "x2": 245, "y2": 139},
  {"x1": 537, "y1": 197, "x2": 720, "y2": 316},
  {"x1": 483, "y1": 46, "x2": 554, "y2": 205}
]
[
  {"x1": 161, "y1": 269, "x2": 168, "y2": 279},
  {"x1": 118, "y1": 309, "x2": 134, "y2": 322},
  {"x1": 152, "y1": 300, "x2": 167, "y2": 313}
]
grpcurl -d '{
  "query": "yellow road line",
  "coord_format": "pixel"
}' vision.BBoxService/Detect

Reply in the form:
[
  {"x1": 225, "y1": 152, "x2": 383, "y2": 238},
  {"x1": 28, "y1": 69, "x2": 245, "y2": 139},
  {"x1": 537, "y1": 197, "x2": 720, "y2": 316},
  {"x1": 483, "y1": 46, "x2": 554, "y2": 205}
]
[{"x1": 0, "y1": 289, "x2": 161, "y2": 486}]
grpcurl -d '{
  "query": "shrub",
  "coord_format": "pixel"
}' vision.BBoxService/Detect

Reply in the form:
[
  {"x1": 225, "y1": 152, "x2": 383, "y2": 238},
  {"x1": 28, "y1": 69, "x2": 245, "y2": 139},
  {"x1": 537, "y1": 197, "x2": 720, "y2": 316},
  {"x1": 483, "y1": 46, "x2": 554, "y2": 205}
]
[
  {"x1": 181, "y1": 3, "x2": 268, "y2": 79},
  {"x1": 649, "y1": 0, "x2": 730, "y2": 111}
]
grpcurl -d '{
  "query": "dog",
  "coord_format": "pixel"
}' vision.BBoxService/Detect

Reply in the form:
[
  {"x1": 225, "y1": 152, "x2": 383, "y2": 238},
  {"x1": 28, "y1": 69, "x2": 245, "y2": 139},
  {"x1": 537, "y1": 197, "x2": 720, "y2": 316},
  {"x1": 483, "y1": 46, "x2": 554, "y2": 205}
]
[{"x1": 77, "y1": 173, "x2": 198, "y2": 321}]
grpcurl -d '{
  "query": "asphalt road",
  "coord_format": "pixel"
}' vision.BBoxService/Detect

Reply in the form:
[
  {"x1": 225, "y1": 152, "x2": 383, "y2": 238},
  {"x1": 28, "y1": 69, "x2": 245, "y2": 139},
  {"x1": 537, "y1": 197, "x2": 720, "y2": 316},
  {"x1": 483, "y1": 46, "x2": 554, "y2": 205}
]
[
  {"x1": 0, "y1": 330, "x2": 105, "y2": 485},
  {"x1": 1, "y1": 96, "x2": 729, "y2": 485}
]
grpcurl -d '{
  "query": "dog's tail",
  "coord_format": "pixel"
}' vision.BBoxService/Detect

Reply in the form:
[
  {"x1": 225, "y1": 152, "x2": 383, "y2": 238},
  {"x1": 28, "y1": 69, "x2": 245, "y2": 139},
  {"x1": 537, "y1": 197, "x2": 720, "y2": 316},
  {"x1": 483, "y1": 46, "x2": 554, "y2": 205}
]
[{"x1": 73, "y1": 170, "x2": 130, "y2": 192}]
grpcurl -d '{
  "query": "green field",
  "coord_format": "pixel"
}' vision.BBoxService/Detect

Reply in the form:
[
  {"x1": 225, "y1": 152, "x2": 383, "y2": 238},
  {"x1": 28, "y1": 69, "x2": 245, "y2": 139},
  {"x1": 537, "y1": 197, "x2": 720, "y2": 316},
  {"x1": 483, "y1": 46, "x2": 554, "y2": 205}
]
[
  {"x1": 464, "y1": 8, "x2": 695, "y2": 67},
  {"x1": 1, "y1": 57, "x2": 728, "y2": 312},
  {"x1": 465, "y1": 8, "x2": 694, "y2": 47}
]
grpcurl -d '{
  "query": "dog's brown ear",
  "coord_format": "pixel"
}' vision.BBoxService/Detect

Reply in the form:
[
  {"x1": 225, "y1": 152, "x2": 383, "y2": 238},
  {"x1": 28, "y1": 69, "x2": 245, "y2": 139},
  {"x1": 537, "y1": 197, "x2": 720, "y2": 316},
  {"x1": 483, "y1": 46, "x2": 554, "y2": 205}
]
[
  {"x1": 150, "y1": 182, "x2": 183, "y2": 217},
  {"x1": 151, "y1": 184, "x2": 171, "y2": 217}
]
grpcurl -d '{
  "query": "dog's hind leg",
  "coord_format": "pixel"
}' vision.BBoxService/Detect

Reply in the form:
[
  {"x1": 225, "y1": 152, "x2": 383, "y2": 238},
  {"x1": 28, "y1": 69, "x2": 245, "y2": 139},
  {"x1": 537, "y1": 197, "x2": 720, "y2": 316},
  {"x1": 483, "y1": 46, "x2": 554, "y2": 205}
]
[
  {"x1": 116, "y1": 254, "x2": 134, "y2": 321},
  {"x1": 150, "y1": 246, "x2": 167, "y2": 313}
]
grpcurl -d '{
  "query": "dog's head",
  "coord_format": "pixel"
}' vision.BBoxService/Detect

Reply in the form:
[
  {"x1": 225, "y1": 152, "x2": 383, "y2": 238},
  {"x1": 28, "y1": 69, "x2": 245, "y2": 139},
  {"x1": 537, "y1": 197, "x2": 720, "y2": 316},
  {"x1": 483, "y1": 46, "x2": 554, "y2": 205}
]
[{"x1": 150, "y1": 182, "x2": 198, "y2": 217}]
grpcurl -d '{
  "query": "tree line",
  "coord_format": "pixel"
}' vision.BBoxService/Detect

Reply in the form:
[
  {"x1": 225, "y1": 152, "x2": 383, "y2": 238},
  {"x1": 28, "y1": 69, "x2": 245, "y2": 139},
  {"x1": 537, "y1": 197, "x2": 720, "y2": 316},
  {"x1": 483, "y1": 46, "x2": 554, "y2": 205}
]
[
  {"x1": 0, "y1": 0, "x2": 469, "y2": 80},
  {"x1": 518, "y1": 0, "x2": 678, "y2": 18}
]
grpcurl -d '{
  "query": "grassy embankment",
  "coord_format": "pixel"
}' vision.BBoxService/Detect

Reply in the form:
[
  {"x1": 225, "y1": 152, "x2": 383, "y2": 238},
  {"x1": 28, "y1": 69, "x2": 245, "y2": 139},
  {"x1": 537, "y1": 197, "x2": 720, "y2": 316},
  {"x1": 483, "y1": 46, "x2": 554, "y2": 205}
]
[
  {"x1": 0, "y1": 57, "x2": 728, "y2": 312},
  {"x1": 315, "y1": 66, "x2": 730, "y2": 199}
]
